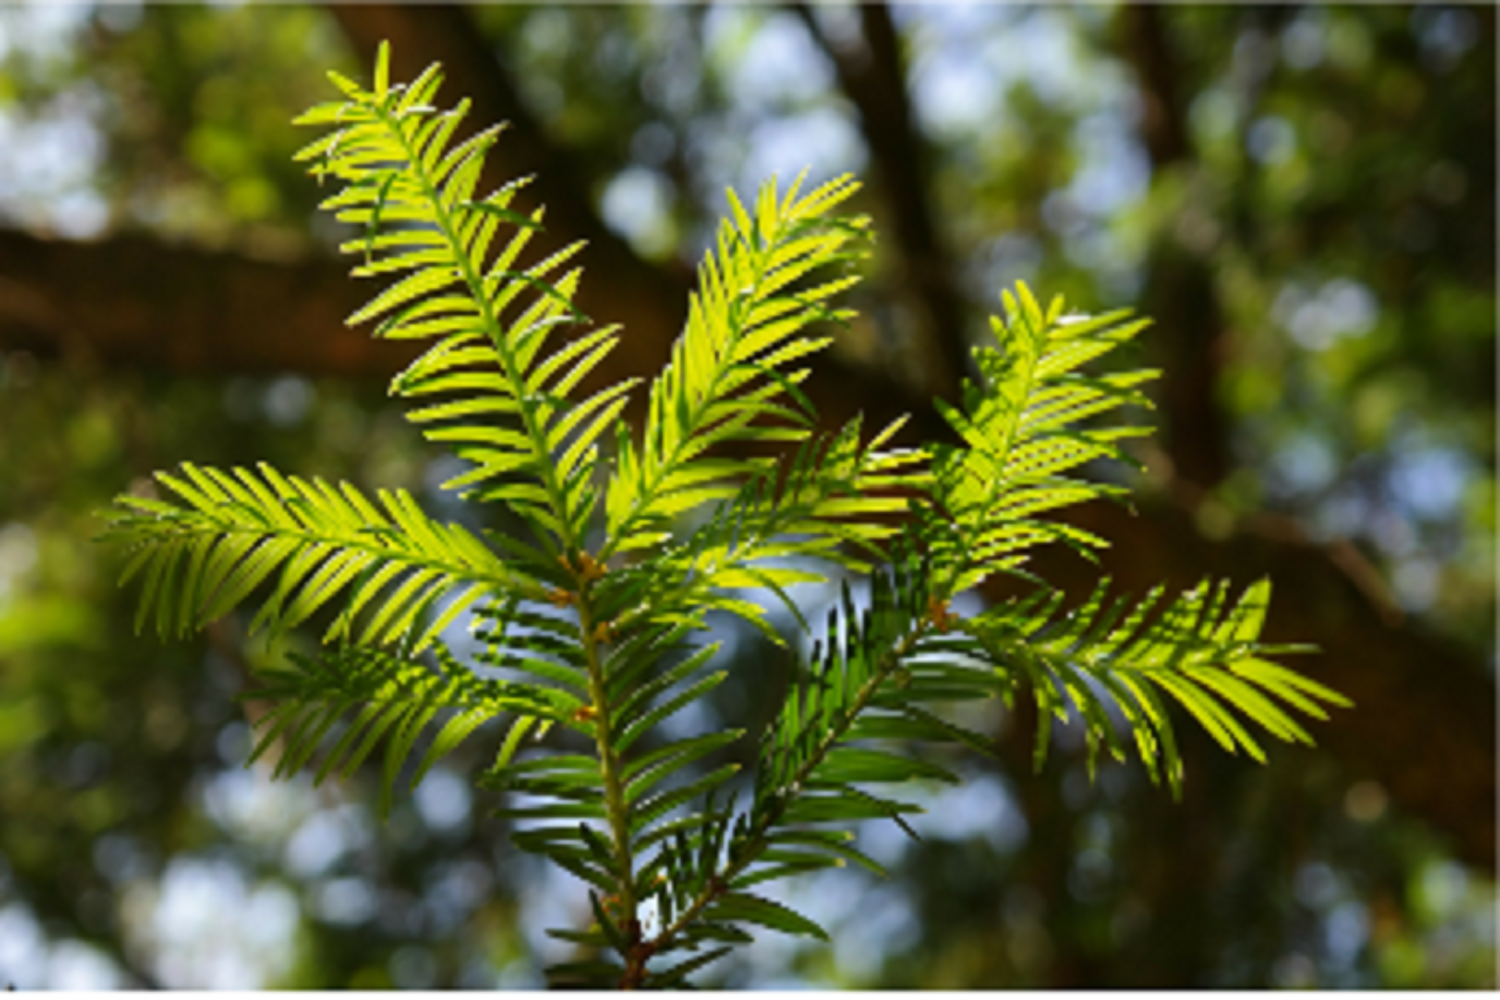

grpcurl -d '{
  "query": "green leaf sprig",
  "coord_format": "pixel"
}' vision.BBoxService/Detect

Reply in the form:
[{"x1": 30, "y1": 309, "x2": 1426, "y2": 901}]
[{"x1": 103, "y1": 44, "x2": 1349, "y2": 989}]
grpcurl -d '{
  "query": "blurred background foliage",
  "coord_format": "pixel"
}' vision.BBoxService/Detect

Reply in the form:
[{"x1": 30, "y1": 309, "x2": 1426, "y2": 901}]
[{"x1": 0, "y1": 1, "x2": 1493, "y2": 988}]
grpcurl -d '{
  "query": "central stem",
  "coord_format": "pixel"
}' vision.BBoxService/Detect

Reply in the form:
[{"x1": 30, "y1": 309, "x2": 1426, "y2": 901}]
[
  {"x1": 646, "y1": 619, "x2": 931, "y2": 955},
  {"x1": 575, "y1": 578, "x2": 638, "y2": 969}
]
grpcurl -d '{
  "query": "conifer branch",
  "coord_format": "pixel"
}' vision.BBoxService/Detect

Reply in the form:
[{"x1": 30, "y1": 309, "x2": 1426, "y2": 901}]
[{"x1": 102, "y1": 45, "x2": 1349, "y2": 989}]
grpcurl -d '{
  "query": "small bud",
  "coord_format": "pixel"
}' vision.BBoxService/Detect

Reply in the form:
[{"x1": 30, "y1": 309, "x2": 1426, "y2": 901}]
[
  {"x1": 577, "y1": 551, "x2": 606, "y2": 584},
  {"x1": 926, "y1": 595, "x2": 956, "y2": 632}
]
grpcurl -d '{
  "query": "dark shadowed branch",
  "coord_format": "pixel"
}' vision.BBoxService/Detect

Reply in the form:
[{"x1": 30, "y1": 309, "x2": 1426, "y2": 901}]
[
  {"x1": 789, "y1": 1, "x2": 972, "y2": 403},
  {"x1": 0, "y1": 228, "x2": 387, "y2": 378},
  {"x1": 1116, "y1": 5, "x2": 1232, "y2": 490}
]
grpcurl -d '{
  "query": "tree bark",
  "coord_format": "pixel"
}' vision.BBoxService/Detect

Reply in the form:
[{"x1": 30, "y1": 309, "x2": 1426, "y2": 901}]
[
  {"x1": 1117, "y1": 5, "x2": 1233, "y2": 490},
  {"x1": 790, "y1": 1, "x2": 972, "y2": 403},
  {"x1": 0, "y1": 228, "x2": 391, "y2": 379}
]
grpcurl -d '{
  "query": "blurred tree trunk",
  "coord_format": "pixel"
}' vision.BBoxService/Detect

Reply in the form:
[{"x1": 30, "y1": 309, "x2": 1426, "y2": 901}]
[
  {"x1": 0, "y1": 229, "x2": 387, "y2": 378},
  {"x1": 1117, "y1": 4, "x2": 1235, "y2": 491},
  {"x1": 789, "y1": 1, "x2": 972, "y2": 401}
]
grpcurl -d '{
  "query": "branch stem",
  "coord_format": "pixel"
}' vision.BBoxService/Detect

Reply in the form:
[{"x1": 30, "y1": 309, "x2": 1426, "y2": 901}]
[
  {"x1": 643, "y1": 619, "x2": 930, "y2": 959},
  {"x1": 576, "y1": 584, "x2": 641, "y2": 983},
  {"x1": 371, "y1": 96, "x2": 582, "y2": 556}
]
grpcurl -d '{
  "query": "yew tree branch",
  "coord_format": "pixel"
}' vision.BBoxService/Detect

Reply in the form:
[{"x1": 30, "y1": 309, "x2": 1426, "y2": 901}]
[
  {"x1": 1, "y1": 220, "x2": 1491, "y2": 872},
  {"x1": 0, "y1": 3, "x2": 1489, "y2": 878},
  {"x1": 324, "y1": 2, "x2": 693, "y2": 416}
]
